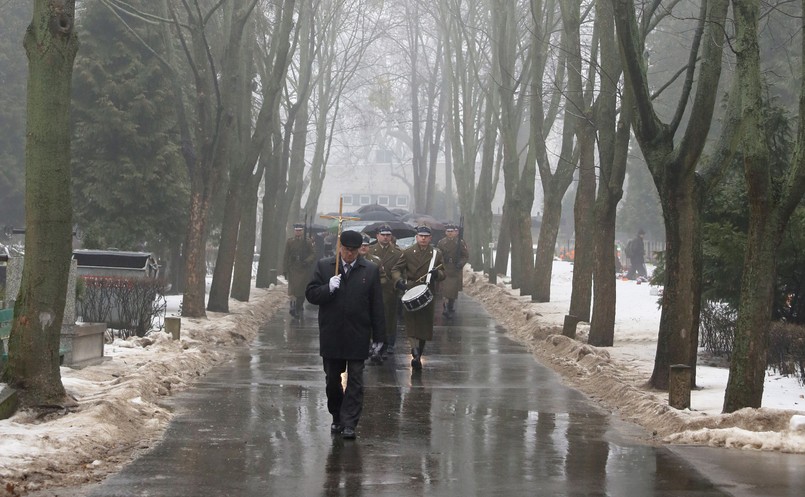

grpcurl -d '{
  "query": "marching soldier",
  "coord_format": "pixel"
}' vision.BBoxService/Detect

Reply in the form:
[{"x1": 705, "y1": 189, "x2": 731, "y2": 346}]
[
  {"x1": 368, "y1": 225, "x2": 404, "y2": 359},
  {"x1": 392, "y1": 225, "x2": 445, "y2": 370},
  {"x1": 436, "y1": 222, "x2": 469, "y2": 319},
  {"x1": 359, "y1": 234, "x2": 381, "y2": 266},
  {"x1": 283, "y1": 223, "x2": 315, "y2": 318}
]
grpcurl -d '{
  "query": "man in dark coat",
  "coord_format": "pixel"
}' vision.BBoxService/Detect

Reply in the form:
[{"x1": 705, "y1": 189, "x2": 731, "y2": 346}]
[
  {"x1": 392, "y1": 225, "x2": 445, "y2": 370},
  {"x1": 368, "y1": 224, "x2": 404, "y2": 359},
  {"x1": 283, "y1": 223, "x2": 315, "y2": 318},
  {"x1": 436, "y1": 222, "x2": 469, "y2": 319},
  {"x1": 305, "y1": 230, "x2": 385, "y2": 440},
  {"x1": 626, "y1": 228, "x2": 647, "y2": 280}
]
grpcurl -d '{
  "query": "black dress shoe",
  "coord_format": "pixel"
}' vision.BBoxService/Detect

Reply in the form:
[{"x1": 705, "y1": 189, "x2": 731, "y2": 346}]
[
  {"x1": 342, "y1": 427, "x2": 356, "y2": 439},
  {"x1": 330, "y1": 423, "x2": 343, "y2": 434},
  {"x1": 411, "y1": 357, "x2": 422, "y2": 370}
]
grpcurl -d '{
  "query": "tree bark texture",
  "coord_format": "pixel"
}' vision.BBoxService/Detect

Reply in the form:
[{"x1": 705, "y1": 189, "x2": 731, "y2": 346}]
[
  {"x1": 589, "y1": 0, "x2": 630, "y2": 347},
  {"x1": 724, "y1": 0, "x2": 805, "y2": 412},
  {"x1": 5, "y1": 0, "x2": 78, "y2": 406},
  {"x1": 613, "y1": 0, "x2": 730, "y2": 389}
]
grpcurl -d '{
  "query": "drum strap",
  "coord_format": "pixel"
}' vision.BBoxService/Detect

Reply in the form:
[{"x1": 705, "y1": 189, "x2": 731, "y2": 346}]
[{"x1": 425, "y1": 250, "x2": 437, "y2": 285}]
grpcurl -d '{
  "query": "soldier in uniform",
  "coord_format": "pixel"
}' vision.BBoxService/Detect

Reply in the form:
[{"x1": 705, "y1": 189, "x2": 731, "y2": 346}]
[
  {"x1": 368, "y1": 224, "x2": 403, "y2": 359},
  {"x1": 392, "y1": 225, "x2": 445, "y2": 370},
  {"x1": 283, "y1": 223, "x2": 315, "y2": 318},
  {"x1": 436, "y1": 222, "x2": 469, "y2": 319},
  {"x1": 359, "y1": 234, "x2": 381, "y2": 266}
]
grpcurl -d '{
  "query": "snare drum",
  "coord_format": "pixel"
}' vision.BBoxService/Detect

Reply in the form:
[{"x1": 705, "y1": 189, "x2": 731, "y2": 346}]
[{"x1": 401, "y1": 284, "x2": 433, "y2": 312}]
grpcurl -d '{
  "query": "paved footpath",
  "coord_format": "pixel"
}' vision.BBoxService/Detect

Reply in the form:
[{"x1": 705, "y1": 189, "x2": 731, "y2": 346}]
[{"x1": 41, "y1": 294, "x2": 804, "y2": 496}]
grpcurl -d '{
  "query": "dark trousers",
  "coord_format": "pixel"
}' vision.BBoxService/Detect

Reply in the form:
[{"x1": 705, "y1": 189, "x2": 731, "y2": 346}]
[
  {"x1": 627, "y1": 257, "x2": 647, "y2": 279},
  {"x1": 323, "y1": 358, "x2": 365, "y2": 429}
]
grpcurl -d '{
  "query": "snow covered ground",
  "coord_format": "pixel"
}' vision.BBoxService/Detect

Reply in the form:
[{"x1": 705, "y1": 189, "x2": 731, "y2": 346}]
[
  {"x1": 462, "y1": 260, "x2": 805, "y2": 453},
  {"x1": 0, "y1": 284, "x2": 287, "y2": 494},
  {"x1": 1, "y1": 260, "x2": 804, "y2": 495}
]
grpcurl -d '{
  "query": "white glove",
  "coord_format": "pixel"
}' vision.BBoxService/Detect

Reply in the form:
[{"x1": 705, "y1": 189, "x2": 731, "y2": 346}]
[{"x1": 328, "y1": 274, "x2": 342, "y2": 293}]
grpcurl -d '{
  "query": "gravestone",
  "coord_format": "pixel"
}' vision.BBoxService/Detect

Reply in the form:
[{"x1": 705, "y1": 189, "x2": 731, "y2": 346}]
[
  {"x1": 7, "y1": 257, "x2": 104, "y2": 368},
  {"x1": 7, "y1": 257, "x2": 77, "y2": 319}
]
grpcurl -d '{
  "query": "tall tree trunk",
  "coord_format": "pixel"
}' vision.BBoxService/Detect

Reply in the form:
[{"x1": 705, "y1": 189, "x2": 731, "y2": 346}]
[
  {"x1": 530, "y1": 1, "x2": 575, "y2": 303},
  {"x1": 231, "y1": 159, "x2": 265, "y2": 301},
  {"x1": 614, "y1": 0, "x2": 731, "y2": 389},
  {"x1": 494, "y1": 204, "x2": 512, "y2": 276},
  {"x1": 589, "y1": 0, "x2": 629, "y2": 346},
  {"x1": 649, "y1": 174, "x2": 705, "y2": 388},
  {"x1": 568, "y1": 121, "x2": 596, "y2": 321},
  {"x1": 562, "y1": 0, "x2": 593, "y2": 319},
  {"x1": 5, "y1": 0, "x2": 78, "y2": 406},
  {"x1": 207, "y1": 5, "x2": 256, "y2": 312},
  {"x1": 723, "y1": 0, "x2": 805, "y2": 412},
  {"x1": 256, "y1": 131, "x2": 285, "y2": 288}
]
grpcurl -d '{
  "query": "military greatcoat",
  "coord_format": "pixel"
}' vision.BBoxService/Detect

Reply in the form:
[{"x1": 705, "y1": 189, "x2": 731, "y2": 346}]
[
  {"x1": 436, "y1": 237, "x2": 469, "y2": 299},
  {"x1": 392, "y1": 243, "x2": 445, "y2": 341},
  {"x1": 283, "y1": 236, "x2": 315, "y2": 298},
  {"x1": 369, "y1": 242, "x2": 404, "y2": 338}
]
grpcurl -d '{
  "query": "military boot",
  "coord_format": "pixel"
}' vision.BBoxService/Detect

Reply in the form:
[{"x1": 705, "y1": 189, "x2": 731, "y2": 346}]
[{"x1": 289, "y1": 299, "x2": 297, "y2": 318}]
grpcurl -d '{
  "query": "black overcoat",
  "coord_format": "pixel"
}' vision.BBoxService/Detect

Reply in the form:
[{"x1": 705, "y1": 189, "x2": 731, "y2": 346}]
[{"x1": 305, "y1": 256, "x2": 386, "y2": 360}]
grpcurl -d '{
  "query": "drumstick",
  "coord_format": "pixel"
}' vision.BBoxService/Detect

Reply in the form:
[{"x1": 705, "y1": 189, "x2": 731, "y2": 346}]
[{"x1": 413, "y1": 264, "x2": 443, "y2": 283}]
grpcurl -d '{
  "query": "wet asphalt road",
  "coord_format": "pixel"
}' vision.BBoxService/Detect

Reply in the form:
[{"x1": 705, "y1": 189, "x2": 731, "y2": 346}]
[{"x1": 45, "y1": 293, "x2": 804, "y2": 497}]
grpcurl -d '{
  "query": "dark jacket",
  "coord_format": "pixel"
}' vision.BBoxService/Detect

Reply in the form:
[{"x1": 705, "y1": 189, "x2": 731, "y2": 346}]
[
  {"x1": 284, "y1": 236, "x2": 315, "y2": 297},
  {"x1": 305, "y1": 256, "x2": 386, "y2": 360}
]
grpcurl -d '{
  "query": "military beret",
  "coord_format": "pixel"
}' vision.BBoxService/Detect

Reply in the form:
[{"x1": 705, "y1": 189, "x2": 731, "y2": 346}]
[
  {"x1": 340, "y1": 230, "x2": 363, "y2": 248},
  {"x1": 416, "y1": 225, "x2": 432, "y2": 235}
]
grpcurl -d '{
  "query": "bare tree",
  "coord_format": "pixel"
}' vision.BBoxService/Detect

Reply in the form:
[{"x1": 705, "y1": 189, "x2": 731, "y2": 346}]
[
  {"x1": 4, "y1": 0, "x2": 78, "y2": 407},
  {"x1": 491, "y1": 0, "x2": 536, "y2": 292},
  {"x1": 613, "y1": 0, "x2": 736, "y2": 389},
  {"x1": 588, "y1": 0, "x2": 631, "y2": 346},
  {"x1": 439, "y1": 0, "x2": 501, "y2": 270},
  {"x1": 723, "y1": 0, "x2": 805, "y2": 411},
  {"x1": 206, "y1": 0, "x2": 262, "y2": 312},
  {"x1": 231, "y1": 0, "x2": 297, "y2": 300}
]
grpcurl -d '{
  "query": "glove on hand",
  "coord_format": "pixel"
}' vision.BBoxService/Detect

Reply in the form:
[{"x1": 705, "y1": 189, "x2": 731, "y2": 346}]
[
  {"x1": 329, "y1": 275, "x2": 342, "y2": 293},
  {"x1": 369, "y1": 342, "x2": 384, "y2": 364},
  {"x1": 395, "y1": 279, "x2": 407, "y2": 291}
]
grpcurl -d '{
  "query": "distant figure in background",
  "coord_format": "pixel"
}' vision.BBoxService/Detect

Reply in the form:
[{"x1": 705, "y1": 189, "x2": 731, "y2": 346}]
[
  {"x1": 305, "y1": 230, "x2": 385, "y2": 440},
  {"x1": 368, "y1": 225, "x2": 404, "y2": 359},
  {"x1": 436, "y1": 223, "x2": 469, "y2": 319},
  {"x1": 283, "y1": 223, "x2": 315, "y2": 318},
  {"x1": 626, "y1": 229, "x2": 647, "y2": 280},
  {"x1": 392, "y1": 225, "x2": 445, "y2": 370}
]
